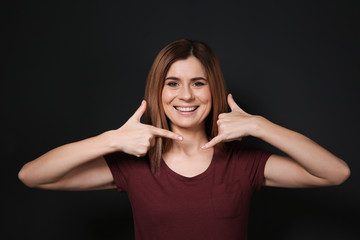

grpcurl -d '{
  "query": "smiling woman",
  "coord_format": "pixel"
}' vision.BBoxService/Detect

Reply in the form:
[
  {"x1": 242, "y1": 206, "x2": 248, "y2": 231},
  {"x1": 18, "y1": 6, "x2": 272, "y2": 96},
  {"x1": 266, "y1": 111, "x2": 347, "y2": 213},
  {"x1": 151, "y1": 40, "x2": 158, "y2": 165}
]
[
  {"x1": 18, "y1": 39, "x2": 350, "y2": 240},
  {"x1": 144, "y1": 40, "x2": 227, "y2": 173},
  {"x1": 163, "y1": 58, "x2": 212, "y2": 127}
]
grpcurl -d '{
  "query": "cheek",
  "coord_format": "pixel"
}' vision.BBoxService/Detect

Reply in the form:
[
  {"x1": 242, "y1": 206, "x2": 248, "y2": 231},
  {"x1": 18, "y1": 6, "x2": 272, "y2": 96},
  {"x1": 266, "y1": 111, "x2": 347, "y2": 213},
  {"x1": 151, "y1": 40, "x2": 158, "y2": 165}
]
[
  {"x1": 200, "y1": 88, "x2": 212, "y2": 105},
  {"x1": 161, "y1": 88, "x2": 171, "y2": 105},
  {"x1": 162, "y1": 87, "x2": 180, "y2": 102},
  {"x1": 205, "y1": 90, "x2": 212, "y2": 115},
  {"x1": 161, "y1": 88, "x2": 176, "y2": 114}
]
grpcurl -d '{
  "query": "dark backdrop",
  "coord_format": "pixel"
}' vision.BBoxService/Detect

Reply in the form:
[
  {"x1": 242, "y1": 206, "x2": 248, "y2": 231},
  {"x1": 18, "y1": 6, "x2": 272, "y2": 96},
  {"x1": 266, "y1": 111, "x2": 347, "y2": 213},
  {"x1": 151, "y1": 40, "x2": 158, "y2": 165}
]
[{"x1": 3, "y1": 1, "x2": 359, "y2": 239}]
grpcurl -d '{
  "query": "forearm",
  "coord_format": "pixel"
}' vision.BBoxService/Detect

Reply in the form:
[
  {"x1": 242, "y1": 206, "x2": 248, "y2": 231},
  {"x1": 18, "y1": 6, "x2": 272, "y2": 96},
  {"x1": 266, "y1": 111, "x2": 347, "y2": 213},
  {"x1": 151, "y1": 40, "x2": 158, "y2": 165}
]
[
  {"x1": 254, "y1": 116, "x2": 350, "y2": 184},
  {"x1": 18, "y1": 131, "x2": 116, "y2": 187}
]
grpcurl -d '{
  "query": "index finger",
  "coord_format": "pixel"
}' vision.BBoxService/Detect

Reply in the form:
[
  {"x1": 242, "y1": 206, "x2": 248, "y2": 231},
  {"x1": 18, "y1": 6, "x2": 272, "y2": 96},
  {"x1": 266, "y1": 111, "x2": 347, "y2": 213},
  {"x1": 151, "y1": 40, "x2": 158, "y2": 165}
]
[
  {"x1": 149, "y1": 126, "x2": 183, "y2": 141},
  {"x1": 201, "y1": 136, "x2": 223, "y2": 150}
]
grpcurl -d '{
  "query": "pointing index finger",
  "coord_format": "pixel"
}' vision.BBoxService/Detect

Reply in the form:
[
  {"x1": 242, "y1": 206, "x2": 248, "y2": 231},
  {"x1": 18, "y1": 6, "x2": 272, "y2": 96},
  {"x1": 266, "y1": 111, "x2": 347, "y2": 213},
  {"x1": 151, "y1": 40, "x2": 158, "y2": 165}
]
[
  {"x1": 149, "y1": 126, "x2": 183, "y2": 141},
  {"x1": 201, "y1": 136, "x2": 223, "y2": 150}
]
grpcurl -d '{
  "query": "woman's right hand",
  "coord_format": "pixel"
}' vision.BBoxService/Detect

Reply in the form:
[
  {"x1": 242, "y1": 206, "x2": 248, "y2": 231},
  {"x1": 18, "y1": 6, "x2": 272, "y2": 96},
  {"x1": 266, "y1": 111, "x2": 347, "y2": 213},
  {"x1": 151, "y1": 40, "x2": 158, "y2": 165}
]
[
  {"x1": 18, "y1": 100, "x2": 182, "y2": 190},
  {"x1": 111, "y1": 100, "x2": 182, "y2": 157}
]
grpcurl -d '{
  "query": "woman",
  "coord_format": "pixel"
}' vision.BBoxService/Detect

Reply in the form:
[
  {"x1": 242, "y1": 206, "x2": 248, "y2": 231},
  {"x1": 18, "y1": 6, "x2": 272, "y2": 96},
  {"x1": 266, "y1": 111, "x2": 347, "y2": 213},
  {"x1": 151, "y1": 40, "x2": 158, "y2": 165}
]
[{"x1": 18, "y1": 39, "x2": 350, "y2": 240}]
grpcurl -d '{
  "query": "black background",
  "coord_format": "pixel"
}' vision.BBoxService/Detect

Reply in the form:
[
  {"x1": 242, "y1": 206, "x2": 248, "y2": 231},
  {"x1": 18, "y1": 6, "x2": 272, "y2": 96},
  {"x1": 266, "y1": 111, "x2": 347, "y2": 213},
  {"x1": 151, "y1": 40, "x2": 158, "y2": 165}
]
[{"x1": 3, "y1": 0, "x2": 359, "y2": 239}]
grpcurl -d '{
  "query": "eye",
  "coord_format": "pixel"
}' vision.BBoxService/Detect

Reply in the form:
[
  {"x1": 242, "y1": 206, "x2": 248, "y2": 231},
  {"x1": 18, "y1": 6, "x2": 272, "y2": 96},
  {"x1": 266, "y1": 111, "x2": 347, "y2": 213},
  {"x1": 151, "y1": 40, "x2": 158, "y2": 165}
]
[
  {"x1": 193, "y1": 81, "x2": 205, "y2": 87},
  {"x1": 166, "y1": 81, "x2": 179, "y2": 87}
]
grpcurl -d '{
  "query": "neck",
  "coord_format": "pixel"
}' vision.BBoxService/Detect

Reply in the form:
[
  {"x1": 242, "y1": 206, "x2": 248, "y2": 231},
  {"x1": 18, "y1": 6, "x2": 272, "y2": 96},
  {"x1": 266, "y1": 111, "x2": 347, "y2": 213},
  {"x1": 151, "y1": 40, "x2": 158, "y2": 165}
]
[{"x1": 168, "y1": 124, "x2": 209, "y2": 155}]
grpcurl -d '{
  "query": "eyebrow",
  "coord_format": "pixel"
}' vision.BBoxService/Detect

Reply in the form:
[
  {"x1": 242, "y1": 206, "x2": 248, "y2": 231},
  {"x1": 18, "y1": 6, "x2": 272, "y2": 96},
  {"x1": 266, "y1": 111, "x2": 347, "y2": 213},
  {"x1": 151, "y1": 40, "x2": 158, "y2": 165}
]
[{"x1": 164, "y1": 76, "x2": 207, "y2": 81}]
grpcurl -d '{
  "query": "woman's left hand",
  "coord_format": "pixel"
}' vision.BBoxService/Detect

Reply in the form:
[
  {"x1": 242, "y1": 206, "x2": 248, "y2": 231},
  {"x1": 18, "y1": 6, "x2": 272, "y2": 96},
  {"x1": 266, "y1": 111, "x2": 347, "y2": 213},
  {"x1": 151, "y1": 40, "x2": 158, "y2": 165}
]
[
  {"x1": 202, "y1": 94, "x2": 259, "y2": 149},
  {"x1": 203, "y1": 94, "x2": 350, "y2": 187}
]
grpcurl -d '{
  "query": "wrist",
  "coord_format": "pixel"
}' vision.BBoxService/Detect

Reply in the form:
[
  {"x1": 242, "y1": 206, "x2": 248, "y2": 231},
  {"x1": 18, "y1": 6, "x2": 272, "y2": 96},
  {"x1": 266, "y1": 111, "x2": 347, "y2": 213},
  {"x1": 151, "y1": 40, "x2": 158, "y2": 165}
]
[
  {"x1": 249, "y1": 115, "x2": 271, "y2": 139},
  {"x1": 99, "y1": 130, "x2": 123, "y2": 153}
]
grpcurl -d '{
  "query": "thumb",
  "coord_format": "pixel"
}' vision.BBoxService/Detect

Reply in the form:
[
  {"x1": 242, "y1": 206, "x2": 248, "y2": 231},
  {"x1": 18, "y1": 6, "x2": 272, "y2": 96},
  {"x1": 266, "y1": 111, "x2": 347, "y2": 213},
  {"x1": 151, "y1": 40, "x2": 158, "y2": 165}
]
[
  {"x1": 129, "y1": 100, "x2": 147, "y2": 122},
  {"x1": 227, "y1": 94, "x2": 245, "y2": 113}
]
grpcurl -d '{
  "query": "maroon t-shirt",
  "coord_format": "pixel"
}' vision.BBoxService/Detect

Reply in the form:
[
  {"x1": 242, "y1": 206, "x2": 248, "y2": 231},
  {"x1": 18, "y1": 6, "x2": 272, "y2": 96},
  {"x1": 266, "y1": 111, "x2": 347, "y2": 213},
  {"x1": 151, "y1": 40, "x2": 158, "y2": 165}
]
[{"x1": 105, "y1": 143, "x2": 271, "y2": 240}]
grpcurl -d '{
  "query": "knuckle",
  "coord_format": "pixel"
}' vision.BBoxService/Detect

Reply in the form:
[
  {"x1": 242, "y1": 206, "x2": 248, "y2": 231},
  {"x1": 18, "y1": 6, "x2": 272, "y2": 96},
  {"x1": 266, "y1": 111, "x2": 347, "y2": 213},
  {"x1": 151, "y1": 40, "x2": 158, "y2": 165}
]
[
  {"x1": 145, "y1": 125, "x2": 153, "y2": 132},
  {"x1": 137, "y1": 147, "x2": 149, "y2": 156},
  {"x1": 145, "y1": 128, "x2": 154, "y2": 137},
  {"x1": 146, "y1": 135, "x2": 153, "y2": 141},
  {"x1": 219, "y1": 112, "x2": 229, "y2": 118},
  {"x1": 145, "y1": 127, "x2": 151, "y2": 134},
  {"x1": 144, "y1": 141, "x2": 151, "y2": 148}
]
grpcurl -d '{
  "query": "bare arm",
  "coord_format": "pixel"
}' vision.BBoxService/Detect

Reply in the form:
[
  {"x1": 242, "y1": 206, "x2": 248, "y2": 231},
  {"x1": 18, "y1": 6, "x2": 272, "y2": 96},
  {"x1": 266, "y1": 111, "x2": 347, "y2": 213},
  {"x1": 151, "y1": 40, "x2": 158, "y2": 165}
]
[
  {"x1": 202, "y1": 94, "x2": 350, "y2": 188},
  {"x1": 18, "y1": 133, "x2": 116, "y2": 190},
  {"x1": 257, "y1": 118, "x2": 350, "y2": 187},
  {"x1": 18, "y1": 100, "x2": 182, "y2": 191}
]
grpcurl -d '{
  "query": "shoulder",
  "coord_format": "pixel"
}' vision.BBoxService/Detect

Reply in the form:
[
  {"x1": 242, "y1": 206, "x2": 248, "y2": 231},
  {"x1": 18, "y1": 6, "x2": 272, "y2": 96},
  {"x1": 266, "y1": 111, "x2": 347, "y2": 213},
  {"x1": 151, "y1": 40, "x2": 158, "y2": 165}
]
[
  {"x1": 220, "y1": 141, "x2": 264, "y2": 156},
  {"x1": 103, "y1": 152, "x2": 151, "y2": 192},
  {"x1": 104, "y1": 151, "x2": 150, "y2": 171},
  {"x1": 216, "y1": 142, "x2": 272, "y2": 165}
]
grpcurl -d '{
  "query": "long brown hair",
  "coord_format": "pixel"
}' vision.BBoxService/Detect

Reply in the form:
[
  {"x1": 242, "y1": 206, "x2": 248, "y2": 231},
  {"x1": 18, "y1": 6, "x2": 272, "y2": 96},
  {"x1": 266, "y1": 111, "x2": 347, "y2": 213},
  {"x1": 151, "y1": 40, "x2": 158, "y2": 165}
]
[{"x1": 144, "y1": 39, "x2": 228, "y2": 173}]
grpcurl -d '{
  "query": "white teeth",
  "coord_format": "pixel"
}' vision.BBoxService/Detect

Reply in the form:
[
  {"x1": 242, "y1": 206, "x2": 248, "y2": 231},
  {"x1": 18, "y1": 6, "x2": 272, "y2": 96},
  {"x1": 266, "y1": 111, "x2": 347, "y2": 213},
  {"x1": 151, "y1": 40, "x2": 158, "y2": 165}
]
[{"x1": 175, "y1": 106, "x2": 198, "y2": 112}]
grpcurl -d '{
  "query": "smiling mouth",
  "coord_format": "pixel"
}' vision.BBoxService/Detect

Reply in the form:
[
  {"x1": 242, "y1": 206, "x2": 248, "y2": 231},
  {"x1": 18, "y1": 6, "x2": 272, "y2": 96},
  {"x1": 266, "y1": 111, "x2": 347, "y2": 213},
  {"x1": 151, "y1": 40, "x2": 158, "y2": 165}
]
[{"x1": 174, "y1": 106, "x2": 199, "y2": 112}]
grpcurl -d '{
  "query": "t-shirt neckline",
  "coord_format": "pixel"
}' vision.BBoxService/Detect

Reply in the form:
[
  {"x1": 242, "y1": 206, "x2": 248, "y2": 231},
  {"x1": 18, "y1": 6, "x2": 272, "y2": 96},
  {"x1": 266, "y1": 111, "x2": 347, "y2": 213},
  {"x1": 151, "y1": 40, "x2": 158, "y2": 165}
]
[{"x1": 161, "y1": 147, "x2": 218, "y2": 182}]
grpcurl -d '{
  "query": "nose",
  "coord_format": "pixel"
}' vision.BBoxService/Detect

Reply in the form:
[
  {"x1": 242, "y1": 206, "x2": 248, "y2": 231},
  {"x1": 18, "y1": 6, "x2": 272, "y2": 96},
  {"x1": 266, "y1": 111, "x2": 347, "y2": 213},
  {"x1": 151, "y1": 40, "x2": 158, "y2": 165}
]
[{"x1": 179, "y1": 85, "x2": 194, "y2": 101}]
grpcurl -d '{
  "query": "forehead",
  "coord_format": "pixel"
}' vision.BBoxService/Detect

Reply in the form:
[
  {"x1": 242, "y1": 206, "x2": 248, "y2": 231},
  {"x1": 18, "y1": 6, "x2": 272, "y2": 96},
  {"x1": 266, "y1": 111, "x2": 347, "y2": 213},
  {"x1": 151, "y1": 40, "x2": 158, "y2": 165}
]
[{"x1": 166, "y1": 56, "x2": 206, "y2": 78}]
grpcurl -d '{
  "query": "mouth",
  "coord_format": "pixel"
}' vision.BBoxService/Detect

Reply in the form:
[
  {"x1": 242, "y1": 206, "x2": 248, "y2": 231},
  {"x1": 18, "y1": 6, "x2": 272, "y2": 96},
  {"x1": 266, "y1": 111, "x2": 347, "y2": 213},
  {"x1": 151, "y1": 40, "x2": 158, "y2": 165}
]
[{"x1": 174, "y1": 106, "x2": 199, "y2": 112}]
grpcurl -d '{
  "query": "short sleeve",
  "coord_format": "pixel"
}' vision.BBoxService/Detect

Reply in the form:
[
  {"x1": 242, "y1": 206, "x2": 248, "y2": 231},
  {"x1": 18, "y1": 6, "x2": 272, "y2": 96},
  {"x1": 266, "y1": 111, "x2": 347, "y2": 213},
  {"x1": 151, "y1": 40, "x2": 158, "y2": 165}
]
[
  {"x1": 234, "y1": 145, "x2": 272, "y2": 191},
  {"x1": 104, "y1": 152, "x2": 131, "y2": 192}
]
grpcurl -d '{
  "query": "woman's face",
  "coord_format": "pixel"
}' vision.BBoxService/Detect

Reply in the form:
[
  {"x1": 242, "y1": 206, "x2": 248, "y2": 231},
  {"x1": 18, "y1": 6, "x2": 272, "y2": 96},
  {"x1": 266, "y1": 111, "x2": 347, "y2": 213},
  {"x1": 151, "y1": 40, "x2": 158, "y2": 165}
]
[{"x1": 162, "y1": 56, "x2": 212, "y2": 131}]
